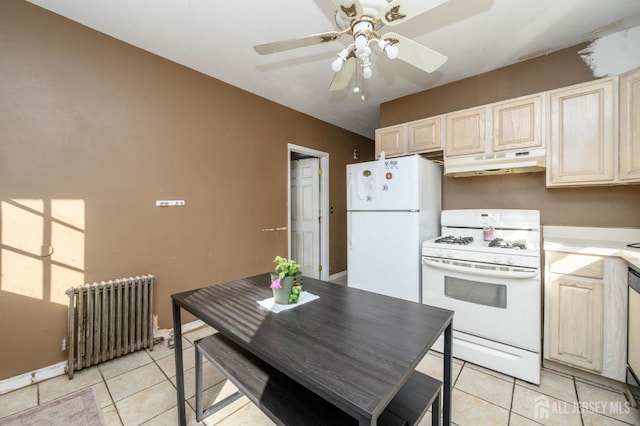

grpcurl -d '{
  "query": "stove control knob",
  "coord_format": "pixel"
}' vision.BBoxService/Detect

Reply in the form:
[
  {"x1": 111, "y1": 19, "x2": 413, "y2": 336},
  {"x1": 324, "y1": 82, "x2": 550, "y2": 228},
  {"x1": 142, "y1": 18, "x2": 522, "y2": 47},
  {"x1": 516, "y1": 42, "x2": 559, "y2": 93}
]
[
  {"x1": 437, "y1": 250, "x2": 444, "y2": 257},
  {"x1": 494, "y1": 256, "x2": 503, "y2": 264},
  {"x1": 507, "y1": 257, "x2": 516, "y2": 265},
  {"x1": 447, "y1": 251, "x2": 454, "y2": 258}
]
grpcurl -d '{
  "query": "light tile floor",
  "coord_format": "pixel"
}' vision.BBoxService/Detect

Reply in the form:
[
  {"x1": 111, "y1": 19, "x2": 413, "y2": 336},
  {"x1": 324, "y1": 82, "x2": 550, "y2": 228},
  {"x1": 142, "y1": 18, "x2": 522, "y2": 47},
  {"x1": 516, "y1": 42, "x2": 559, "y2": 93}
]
[{"x1": 2, "y1": 326, "x2": 639, "y2": 425}]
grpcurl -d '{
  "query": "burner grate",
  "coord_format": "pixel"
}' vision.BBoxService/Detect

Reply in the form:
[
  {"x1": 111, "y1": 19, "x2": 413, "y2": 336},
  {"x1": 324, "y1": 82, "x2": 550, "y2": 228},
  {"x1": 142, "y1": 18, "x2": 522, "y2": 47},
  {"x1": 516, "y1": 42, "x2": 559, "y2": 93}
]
[
  {"x1": 434, "y1": 236, "x2": 474, "y2": 245},
  {"x1": 488, "y1": 238, "x2": 527, "y2": 250}
]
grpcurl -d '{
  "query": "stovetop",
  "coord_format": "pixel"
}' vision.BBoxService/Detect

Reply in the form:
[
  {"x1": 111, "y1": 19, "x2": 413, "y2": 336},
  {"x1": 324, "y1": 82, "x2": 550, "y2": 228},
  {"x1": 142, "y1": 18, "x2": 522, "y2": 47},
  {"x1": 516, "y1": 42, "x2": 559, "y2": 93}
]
[
  {"x1": 433, "y1": 236, "x2": 529, "y2": 250},
  {"x1": 422, "y1": 209, "x2": 541, "y2": 268}
]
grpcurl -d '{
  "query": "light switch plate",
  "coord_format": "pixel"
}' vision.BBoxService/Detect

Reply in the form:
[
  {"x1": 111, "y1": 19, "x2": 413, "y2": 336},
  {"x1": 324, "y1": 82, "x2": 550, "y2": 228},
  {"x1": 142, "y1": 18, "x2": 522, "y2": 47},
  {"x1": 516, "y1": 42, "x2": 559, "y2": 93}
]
[{"x1": 156, "y1": 200, "x2": 185, "y2": 207}]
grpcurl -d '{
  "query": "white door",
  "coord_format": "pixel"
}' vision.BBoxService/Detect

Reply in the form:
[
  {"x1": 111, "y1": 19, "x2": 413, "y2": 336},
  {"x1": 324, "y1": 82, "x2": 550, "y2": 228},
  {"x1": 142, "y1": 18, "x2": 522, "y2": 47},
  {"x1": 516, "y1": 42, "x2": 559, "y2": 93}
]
[{"x1": 291, "y1": 158, "x2": 320, "y2": 278}]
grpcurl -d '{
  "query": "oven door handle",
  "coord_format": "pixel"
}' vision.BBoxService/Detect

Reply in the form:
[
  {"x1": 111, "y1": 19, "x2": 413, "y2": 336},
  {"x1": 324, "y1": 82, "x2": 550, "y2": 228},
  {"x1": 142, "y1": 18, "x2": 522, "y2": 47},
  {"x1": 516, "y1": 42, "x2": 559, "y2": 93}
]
[{"x1": 422, "y1": 257, "x2": 539, "y2": 279}]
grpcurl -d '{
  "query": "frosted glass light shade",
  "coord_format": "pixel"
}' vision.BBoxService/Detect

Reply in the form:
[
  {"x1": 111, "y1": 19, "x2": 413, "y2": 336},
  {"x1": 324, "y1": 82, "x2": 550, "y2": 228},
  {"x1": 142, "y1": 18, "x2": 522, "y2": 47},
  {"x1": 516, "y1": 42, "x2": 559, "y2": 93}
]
[
  {"x1": 386, "y1": 44, "x2": 399, "y2": 59},
  {"x1": 332, "y1": 57, "x2": 343, "y2": 72}
]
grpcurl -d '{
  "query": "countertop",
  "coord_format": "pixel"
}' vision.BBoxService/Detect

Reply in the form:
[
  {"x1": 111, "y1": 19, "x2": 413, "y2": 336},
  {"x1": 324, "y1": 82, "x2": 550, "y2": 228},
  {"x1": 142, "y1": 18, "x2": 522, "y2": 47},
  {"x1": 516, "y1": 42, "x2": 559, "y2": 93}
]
[{"x1": 543, "y1": 226, "x2": 640, "y2": 270}]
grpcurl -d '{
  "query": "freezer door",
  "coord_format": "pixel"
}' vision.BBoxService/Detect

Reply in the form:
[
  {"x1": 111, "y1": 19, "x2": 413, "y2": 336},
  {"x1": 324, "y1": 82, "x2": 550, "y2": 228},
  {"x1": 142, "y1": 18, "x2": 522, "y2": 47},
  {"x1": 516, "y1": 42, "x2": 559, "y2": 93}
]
[
  {"x1": 347, "y1": 156, "x2": 419, "y2": 211},
  {"x1": 347, "y1": 211, "x2": 421, "y2": 302}
]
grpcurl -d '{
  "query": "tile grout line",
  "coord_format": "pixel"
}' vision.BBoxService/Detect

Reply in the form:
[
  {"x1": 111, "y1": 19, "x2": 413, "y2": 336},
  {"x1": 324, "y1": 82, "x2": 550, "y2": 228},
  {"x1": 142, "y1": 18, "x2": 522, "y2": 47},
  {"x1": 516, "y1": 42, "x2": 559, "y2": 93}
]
[
  {"x1": 99, "y1": 362, "x2": 125, "y2": 426},
  {"x1": 574, "y1": 375, "x2": 586, "y2": 426},
  {"x1": 507, "y1": 375, "x2": 515, "y2": 425}
]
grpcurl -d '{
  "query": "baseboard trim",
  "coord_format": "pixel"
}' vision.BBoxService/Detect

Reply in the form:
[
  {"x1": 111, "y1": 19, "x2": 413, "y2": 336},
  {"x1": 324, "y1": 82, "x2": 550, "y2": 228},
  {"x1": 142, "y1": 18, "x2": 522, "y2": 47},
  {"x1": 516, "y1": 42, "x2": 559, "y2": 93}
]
[
  {"x1": 329, "y1": 270, "x2": 347, "y2": 281},
  {"x1": 0, "y1": 361, "x2": 67, "y2": 396},
  {"x1": 0, "y1": 319, "x2": 207, "y2": 395}
]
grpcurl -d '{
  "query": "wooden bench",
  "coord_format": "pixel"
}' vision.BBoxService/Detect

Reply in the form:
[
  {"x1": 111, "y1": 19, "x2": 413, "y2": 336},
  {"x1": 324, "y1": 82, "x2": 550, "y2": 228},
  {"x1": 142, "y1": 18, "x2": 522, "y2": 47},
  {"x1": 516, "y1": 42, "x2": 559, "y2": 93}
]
[{"x1": 195, "y1": 333, "x2": 442, "y2": 425}]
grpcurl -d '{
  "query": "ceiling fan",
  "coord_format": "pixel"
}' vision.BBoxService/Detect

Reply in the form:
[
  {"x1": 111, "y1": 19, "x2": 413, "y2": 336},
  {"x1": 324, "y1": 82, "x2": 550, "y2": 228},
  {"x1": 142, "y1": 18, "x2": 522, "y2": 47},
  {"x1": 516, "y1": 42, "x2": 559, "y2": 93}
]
[{"x1": 253, "y1": 0, "x2": 449, "y2": 92}]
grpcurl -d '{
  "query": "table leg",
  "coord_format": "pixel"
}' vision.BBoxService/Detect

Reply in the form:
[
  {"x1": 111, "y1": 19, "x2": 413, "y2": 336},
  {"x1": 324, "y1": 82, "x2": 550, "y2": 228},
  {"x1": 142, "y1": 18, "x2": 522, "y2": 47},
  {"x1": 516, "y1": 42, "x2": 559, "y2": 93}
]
[
  {"x1": 173, "y1": 301, "x2": 186, "y2": 426},
  {"x1": 443, "y1": 321, "x2": 452, "y2": 426},
  {"x1": 359, "y1": 414, "x2": 375, "y2": 425}
]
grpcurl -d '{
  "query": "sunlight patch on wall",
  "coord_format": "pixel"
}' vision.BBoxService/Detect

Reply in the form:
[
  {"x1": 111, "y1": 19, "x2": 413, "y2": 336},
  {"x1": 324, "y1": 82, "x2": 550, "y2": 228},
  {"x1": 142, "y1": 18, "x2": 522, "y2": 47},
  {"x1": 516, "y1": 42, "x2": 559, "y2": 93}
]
[
  {"x1": 1, "y1": 199, "x2": 85, "y2": 305},
  {"x1": 1, "y1": 201, "x2": 43, "y2": 256},
  {"x1": 51, "y1": 222, "x2": 84, "y2": 269},
  {"x1": 52, "y1": 199, "x2": 85, "y2": 229},
  {"x1": 1, "y1": 249, "x2": 44, "y2": 299},
  {"x1": 51, "y1": 264, "x2": 84, "y2": 305}
]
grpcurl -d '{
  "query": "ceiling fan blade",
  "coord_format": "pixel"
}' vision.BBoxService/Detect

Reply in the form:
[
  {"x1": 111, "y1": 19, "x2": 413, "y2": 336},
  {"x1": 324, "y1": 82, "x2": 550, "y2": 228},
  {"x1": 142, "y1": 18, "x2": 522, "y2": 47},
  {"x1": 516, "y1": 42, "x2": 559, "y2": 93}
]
[
  {"x1": 330, "y1": 0, "x2": 363, "y2": 20},
  {"x1": 254, "y1": 31, "x2": 343, "y2": 55},
  {"x1": 382, "y1": 32, "x2": 447, "y2": 73},
  {"x1": 381, "y1": 0, "x2": 450, "y2": 26},
  {"x1": 329, "y1": 57, "x2": 356, "y2": 91}
]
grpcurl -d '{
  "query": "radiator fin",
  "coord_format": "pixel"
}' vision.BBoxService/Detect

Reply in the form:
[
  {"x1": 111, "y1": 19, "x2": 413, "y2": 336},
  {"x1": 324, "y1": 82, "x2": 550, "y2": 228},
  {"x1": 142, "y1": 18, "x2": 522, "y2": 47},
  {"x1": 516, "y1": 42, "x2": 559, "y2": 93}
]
[{"x1": 66, "y1": 275, "x2": 154, "y2": 379}]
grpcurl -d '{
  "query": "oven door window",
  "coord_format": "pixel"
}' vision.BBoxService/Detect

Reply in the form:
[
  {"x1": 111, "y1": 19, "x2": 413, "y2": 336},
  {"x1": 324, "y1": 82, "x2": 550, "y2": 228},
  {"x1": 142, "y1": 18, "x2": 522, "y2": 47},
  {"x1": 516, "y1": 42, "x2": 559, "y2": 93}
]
[{"x1": 444, "y1": 275, "x2": 507, "y2": 308}]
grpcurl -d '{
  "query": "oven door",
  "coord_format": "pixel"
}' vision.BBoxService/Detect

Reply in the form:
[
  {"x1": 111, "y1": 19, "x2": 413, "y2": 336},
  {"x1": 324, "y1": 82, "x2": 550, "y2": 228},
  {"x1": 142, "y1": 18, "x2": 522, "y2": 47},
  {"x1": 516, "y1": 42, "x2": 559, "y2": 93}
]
[{"x1": 422, "y1": 256, "x2": 540, "y2": 352}]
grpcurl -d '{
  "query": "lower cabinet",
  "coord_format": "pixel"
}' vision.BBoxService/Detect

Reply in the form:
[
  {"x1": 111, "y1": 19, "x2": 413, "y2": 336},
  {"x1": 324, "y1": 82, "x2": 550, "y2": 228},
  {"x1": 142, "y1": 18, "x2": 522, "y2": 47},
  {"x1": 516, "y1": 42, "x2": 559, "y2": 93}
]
[
  {"x1": 546, "y1": 273, "x2": 603, "y2": 372},
  {"x1": 544, "y1": 251, "x2": 627, "y2": 381}
]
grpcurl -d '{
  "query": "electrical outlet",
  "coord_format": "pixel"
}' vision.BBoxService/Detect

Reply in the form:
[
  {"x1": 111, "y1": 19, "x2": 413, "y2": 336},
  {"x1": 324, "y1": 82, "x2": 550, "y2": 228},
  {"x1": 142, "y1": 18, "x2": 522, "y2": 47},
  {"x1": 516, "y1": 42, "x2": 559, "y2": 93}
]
[{"x1": 61, "y1": 337, "x2": 68, "y2": 351}]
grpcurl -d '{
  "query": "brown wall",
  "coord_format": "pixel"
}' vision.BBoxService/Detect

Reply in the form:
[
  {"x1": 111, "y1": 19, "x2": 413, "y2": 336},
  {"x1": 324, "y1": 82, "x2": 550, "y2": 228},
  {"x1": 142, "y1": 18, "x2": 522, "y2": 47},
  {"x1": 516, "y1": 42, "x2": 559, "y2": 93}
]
[
  {"x1": 0, "y1": 1, "x2": 373, "y2": 379},
  {"x1": 381, "y1": 45, "x2": 640, "y2": 227}
]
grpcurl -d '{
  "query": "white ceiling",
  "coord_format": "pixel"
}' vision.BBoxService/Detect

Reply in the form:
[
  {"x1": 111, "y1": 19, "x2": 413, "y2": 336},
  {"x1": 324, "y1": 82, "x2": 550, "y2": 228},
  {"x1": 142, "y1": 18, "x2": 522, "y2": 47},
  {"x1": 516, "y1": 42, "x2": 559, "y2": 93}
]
[{"x1": 26, "y1": 0, "x2": 640, "y2": 139}]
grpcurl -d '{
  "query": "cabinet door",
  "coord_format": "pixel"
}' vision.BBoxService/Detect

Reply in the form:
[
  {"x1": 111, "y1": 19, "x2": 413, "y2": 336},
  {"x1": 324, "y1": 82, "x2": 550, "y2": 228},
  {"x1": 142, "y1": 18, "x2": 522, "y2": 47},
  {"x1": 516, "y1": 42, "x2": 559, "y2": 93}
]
[
  {"x1": 547, "y1": 273, "x2": 604, "y2": 372},
  {"x1": 547, "y1": 79, "x2": 616, "y2": 186},
  {"x1": 493, "y1": 94, "x2": 542, "y2": 151},
  {"x1": 445, "y1": 107, "x2": 486, "y2": 157},
  {"x1": 619, "y1": 66, "x2": 640, "y2": 183},
  {"x1": 408, "y1": 116, "x2": 442, "y2": 153},
  {"x1": 375, "y1": 125, "x2": 405, "y2": 158}
]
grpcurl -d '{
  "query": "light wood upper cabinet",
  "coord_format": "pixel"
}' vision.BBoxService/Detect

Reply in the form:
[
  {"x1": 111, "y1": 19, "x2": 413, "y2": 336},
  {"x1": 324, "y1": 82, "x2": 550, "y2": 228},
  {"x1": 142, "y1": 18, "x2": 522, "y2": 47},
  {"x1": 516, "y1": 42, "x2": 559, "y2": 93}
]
[
  {"x1": 408, "y1": 116, "x2": 442, "y2": 153},
  {"x1": 492, "y1": 94, "x2": 543, "y2": 152},
  {"x1": 445, "y1": 107, "x2": 486, "y2": 157},
  {"x1": 375, "y1": 124, "x2": 405, "y2": 157},
  {"x1": 546, "y1": 78, "x2": 617, "y2": 186},
  {"x1": 375, "y1": 116, "x2": 443, "y2": 159},
  {"x1": 619, "y1": 66, "x2": 640, "y2": 183}
]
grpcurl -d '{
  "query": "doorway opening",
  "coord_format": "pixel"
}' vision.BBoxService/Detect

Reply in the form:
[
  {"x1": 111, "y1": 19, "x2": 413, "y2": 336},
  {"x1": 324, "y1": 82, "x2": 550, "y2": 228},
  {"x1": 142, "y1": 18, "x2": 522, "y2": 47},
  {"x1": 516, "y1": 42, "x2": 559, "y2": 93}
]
[{"x1": 287, "y1": 144, "x2": 329, "y2": 281}]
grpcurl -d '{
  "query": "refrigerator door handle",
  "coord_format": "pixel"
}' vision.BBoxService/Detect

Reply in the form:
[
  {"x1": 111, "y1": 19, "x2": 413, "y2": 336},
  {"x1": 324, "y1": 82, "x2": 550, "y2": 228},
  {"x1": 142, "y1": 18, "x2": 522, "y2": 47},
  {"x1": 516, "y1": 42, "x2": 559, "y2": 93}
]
[
  {"x1": 347, "y1": 169, "x2": 352, "y2": 211},
  {"x1": 347, "y1": 170, "x2": 353, "y2": 248},
  {"x1": 348, "y1": 212, "x2": 353, "y2": 248}
]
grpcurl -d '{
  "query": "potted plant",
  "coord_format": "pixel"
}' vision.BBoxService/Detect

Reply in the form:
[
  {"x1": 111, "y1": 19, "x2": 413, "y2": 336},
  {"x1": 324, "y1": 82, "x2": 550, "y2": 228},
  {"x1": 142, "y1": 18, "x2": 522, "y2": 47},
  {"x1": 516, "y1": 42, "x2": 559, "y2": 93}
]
[{"x1": 270, "y1": 256, "x2": 302, "y2": 304}]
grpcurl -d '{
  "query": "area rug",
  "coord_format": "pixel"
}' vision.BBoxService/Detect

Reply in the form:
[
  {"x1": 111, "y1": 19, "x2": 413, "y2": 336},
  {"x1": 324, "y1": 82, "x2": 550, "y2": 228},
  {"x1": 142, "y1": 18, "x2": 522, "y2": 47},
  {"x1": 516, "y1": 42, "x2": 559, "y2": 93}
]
[{"x1": 0, "y1": 387, "x2": 103, "y2": 426}]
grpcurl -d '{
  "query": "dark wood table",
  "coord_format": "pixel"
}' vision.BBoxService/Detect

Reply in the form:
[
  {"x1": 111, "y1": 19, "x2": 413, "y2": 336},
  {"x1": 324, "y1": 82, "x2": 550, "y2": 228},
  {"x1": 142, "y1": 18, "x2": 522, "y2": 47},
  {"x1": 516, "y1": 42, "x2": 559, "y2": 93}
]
[{"x1": 172, "y1": 274, "x2": 453, "y2": 425}]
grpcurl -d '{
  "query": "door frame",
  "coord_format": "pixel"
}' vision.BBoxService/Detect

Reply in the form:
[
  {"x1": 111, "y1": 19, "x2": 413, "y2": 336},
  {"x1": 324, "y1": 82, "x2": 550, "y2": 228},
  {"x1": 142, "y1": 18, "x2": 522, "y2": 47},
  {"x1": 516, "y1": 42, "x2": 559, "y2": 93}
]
[{"x1": 287, "y1": 143, "x2": 329, "y2": 281}]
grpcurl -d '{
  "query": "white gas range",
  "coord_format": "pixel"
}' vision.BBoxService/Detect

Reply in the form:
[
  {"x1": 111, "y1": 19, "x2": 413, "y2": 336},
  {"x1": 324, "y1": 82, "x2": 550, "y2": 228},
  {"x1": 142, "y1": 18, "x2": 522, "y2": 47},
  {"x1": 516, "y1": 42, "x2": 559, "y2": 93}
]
[{"x1": 422, "y1": 209, "x2": 541, "y2": 384}]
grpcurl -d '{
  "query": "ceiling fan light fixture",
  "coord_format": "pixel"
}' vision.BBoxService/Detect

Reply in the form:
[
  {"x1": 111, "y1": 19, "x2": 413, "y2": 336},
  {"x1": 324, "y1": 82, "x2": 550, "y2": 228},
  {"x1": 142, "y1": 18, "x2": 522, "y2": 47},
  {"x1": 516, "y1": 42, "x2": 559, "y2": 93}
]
[
  {"x1": 356, "y1": 45, "x2": 372, "y2": 59},
  {"x1": 331, "y1": 56, "x2": 344, "y2": 72},
  {"x1": 355, "y1": 33, "x2": 368, "y2": 50},
  {"x1": 363, "y1": 65, "x2": 373, "y2": 79},
  {"x1": 256, "y1": 0, "x2": 450, "y2": 93},
  {"x1": 378, "y1": 41, "x2": 400, "y2": 59},
  {"x1": 331, "y1": 48, "x2": 351, "y2": 72}
]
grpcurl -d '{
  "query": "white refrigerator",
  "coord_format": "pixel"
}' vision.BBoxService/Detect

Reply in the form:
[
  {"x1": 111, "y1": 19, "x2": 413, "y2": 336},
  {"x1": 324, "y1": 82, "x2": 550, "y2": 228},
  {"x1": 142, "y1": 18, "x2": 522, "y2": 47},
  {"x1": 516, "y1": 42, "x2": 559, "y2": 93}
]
[{"x1": 346, "y1": 155, "x2": 441, "y2": 302}]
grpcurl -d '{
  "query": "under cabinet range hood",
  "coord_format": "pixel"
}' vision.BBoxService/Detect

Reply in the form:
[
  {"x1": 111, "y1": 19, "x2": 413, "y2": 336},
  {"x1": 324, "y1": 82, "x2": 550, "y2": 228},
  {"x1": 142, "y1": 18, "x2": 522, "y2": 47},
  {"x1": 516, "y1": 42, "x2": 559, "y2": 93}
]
[{"x1": 444, "y1": 148, "x2": 546, "y2": 177}]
